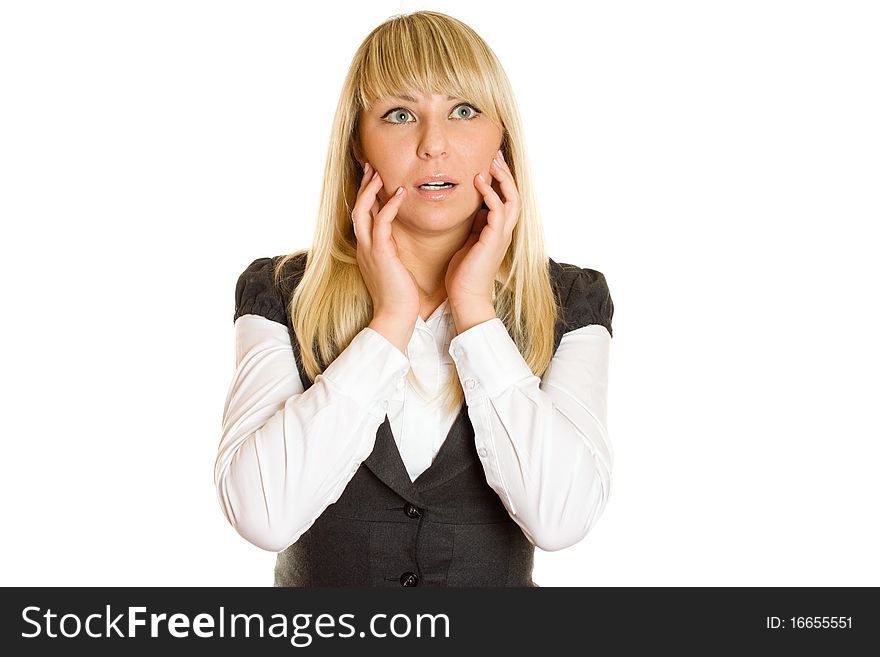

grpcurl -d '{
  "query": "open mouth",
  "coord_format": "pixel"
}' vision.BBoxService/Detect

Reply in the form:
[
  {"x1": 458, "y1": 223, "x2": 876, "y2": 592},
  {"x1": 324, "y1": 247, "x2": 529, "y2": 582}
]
[{"x1": 414, "y1": 181, "x2": 459, "y2": 200}]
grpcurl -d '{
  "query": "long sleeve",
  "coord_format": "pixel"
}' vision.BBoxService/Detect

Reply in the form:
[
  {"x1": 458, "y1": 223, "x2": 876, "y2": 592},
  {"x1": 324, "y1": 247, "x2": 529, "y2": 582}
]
[
  {"x1": 447, "y1": 268, "x2": 614, "y2": 552},
  {"x1": 214, "y1": 259, "x2": 411, "y2": 553}
]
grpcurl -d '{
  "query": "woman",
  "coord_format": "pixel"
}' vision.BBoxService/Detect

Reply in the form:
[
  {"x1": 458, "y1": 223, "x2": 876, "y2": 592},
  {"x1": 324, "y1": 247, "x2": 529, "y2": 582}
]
[{"x1": 214, "y1": 10, "x2": 614, "y2": 587}]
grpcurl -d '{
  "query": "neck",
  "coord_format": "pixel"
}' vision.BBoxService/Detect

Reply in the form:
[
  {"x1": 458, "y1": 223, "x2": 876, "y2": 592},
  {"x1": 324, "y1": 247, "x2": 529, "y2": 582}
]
[{"x1": 392, "y1": 209, "x2": 479, "y2": 302}]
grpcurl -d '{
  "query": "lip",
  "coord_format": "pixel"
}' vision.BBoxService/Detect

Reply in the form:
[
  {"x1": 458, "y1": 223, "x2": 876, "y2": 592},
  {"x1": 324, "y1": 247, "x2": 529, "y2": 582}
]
[
  {"x1": 415, "y1": 184, "x2": 459, "y2": 201},
  {"x1": 413, "y1": 174, "x2": 460, "y2": 186},
  {"x1": 412, "y1": 174, "x2": 459, "y2": 201}
]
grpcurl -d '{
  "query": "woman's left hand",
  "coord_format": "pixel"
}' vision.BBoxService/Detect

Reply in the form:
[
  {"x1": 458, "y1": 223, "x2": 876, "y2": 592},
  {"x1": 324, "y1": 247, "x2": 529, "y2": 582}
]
[{"x1": 445, "y1": 149, "x2": 521, "y2": 308}]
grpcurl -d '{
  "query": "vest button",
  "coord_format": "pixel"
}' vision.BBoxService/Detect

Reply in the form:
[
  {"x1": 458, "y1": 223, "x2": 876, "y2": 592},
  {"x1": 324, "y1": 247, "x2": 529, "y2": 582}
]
[
  {"x1": 404, "y1": 503, "x2": 421, "y2": 518},
  {"x1": 400, "y1": 571, "x2": 419, "y2": 586}
]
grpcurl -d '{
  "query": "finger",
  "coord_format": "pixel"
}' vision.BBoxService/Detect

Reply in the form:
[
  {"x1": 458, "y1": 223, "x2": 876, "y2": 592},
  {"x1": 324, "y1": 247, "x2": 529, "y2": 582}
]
[
  {"x1": 353, "y1": 170, "x2": 380, "y2": 217},
  {"x1": 475, "y1": 172, "x2": 504, "y2": 215},
  {"x1": 489, "y1": 157, "x2": 522, "y2": 233},
  {"x1": 495, "y1": 149, "x2": 514, "y2": 177},
  {"x1": 353, "y1": 163, "x2": 373, "y2": 236},
  {"x1": 373, "y1": 184, "x2": 406, "y2": 247},
  {"x1": 357, "y1": 161, "x2": 374, "y2": 196},
  {"x1": 474, "y1": 174, "x2": 510, "y2": 250},
  {"x1": 489, "y1": 156, "x2": 519, "y2": 209},
  {"x1": 351, "y1": 171, "x2": 376, "y2": 234},
  {"x1": 353, "y1": 170, "x2": 383, "y2": 247}
]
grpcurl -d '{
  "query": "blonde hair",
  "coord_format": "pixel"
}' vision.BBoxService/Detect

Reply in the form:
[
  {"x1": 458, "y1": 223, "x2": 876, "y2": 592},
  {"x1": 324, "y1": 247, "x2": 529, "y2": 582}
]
[{"x1": 276, "y1": 10, "x2": 561, "y2": 415}]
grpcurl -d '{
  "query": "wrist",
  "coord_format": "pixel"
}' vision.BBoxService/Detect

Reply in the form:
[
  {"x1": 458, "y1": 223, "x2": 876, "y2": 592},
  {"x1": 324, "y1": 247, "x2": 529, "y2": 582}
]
[
  {"x1": 450, "y1": 300, "x2": 496, "y2": 335},
  {"x1": 368, "y1": 315, "x2": 415, "y2": 355}
]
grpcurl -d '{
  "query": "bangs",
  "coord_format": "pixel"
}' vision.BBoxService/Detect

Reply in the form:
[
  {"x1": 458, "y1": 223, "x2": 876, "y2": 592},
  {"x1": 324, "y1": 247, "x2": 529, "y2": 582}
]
[{"x1": 355, "y1": 14, "x2": 502, "y2": 125}]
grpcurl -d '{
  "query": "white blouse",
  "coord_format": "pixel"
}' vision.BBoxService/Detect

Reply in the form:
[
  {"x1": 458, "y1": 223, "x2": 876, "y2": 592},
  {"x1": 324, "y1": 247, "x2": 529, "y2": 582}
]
[{"x1": 214, "y1": 299, "x2": 613, "y2": 554}]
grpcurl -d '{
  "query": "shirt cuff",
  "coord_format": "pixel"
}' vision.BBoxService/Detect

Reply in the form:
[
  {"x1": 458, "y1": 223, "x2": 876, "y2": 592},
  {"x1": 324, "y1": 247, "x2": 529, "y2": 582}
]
[
  {"x1": 448, "y1": 317, "x2": 535, "y2": 405},
  {"x1": 319, "y1": 327, "x2": 411, "y2": 419}
]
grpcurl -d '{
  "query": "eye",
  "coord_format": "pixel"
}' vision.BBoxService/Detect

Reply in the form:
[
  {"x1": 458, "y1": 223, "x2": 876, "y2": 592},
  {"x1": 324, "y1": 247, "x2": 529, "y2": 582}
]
[
  {"x1": 451, "y1": 104, "x2": 479, "y2": 120},
  {"x1": 383, "y1": 108, "x2": 415, "y2": 125},
  {"x1": 380, "y1": 103, "x2": 482, "y2": 126}
]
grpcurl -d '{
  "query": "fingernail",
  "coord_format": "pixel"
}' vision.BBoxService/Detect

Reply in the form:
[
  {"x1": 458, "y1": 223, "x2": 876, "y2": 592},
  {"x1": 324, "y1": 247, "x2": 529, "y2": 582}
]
[
  {"x1": 395, "y1": 186, "x2": 404, "y2": 196},
  {"x1": 363, "y1": 162, "x2": 369, "y2": 173},
  {"x1": 497, "y1": 149, "x2": 504, "y2": 161},
  {"x1": 478, "y1": 173, "x2": 485, "y2": 182},
  {"x1": 372, "y1": 170, "x2": 379, "y2": 180}
]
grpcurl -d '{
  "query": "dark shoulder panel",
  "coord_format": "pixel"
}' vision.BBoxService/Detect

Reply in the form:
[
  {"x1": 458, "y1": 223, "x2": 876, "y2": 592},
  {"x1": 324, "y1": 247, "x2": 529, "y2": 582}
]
[
  {"x1": 233, "y1": 256, "x2": 287, "y2": 325},
  {"x1": 233, "y1": 251, "x2": 309, "y2": 326},
  {"x1": 549, "y1": 258, "x2": 614, "y2": 338}
]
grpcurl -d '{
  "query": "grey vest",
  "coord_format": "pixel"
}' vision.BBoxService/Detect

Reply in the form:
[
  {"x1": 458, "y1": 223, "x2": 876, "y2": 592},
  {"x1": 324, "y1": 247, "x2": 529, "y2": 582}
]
[{"x1": 233, "y1": 252, "x2": 613, "y2": 587}]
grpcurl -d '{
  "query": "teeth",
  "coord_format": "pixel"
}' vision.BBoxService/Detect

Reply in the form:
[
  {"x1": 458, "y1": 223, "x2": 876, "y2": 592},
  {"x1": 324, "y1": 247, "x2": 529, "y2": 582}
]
[{"x1": 420, "y1": 182, "x2": 453, "y2": 188}]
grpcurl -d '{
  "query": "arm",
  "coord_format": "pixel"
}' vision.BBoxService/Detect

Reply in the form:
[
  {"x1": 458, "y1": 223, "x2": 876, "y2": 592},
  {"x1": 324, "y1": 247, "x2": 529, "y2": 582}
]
[
  {"x1": 214, "y1": 314, "x2": 410, "y2": 552},
  {"x1": 448, "y1": 319, "x2": 612, "y2": 552},
  {"x1": 448, "y1": 267, "x2": 615, "y2": 552}
]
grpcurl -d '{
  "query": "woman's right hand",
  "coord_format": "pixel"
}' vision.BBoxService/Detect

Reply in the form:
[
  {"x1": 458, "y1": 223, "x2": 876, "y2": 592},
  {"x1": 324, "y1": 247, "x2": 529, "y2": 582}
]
[{"x1": 353, "y1": 162, "x2": 421, "y2": 329}]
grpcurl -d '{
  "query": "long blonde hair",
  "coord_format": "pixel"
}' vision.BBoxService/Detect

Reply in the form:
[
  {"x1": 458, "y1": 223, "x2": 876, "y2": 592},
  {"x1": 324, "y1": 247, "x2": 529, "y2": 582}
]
[{"x1": 275, "y1": 10, "x2": 561, "y2": 415}]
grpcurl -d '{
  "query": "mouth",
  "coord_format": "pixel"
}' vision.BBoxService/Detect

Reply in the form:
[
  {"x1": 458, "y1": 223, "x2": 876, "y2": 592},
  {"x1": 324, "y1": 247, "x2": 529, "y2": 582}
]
[
  {"x1": 412, "y1": 174, "x2": 460, "y2": 200},
  {"x1": 416, "y1": 182, "x2": 457, "y2": 190},
  {"x1": 414, "y1": 182, "x2": 459, "y2": 201}
]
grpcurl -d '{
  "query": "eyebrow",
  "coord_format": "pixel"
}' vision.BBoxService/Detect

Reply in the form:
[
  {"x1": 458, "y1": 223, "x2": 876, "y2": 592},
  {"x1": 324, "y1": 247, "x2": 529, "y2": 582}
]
[{"x1": 392, "y1": 94, "x2": 461, "y2": 102}]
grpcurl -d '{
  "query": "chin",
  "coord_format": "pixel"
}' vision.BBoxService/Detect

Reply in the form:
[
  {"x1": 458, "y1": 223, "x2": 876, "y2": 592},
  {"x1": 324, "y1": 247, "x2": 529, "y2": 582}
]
[{"x1": 399, "y1": 203, "x2": 475, "y2": 229}]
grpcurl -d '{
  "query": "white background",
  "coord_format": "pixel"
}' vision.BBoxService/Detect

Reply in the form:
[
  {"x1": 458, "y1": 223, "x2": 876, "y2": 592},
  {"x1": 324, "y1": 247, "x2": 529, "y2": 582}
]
[{"x1": 1, "y1": 0, "x2": 878, "y2": 586}]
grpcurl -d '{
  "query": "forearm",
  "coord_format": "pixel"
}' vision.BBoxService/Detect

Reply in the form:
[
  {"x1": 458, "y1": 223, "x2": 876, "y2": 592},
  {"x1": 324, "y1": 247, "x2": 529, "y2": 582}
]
[
  {"x1": 468, "y1": 378, "x2": 611, "y2": 551},
  {"x1": 215, "y1": 318, "x2": 410, "y2": 552},
  {"x1": 448, "y1": 320, "x2": 613, "y2": 551}
]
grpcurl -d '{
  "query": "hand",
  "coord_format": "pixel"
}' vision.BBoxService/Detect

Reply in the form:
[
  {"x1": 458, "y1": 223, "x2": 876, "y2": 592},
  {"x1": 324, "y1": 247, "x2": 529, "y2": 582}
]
[
  {"x1": 445, "y1": 149, "x2": 521, "y2": 309},
  {"x1": 352, "y1": 163, "x2": 420, "y2": 326}
]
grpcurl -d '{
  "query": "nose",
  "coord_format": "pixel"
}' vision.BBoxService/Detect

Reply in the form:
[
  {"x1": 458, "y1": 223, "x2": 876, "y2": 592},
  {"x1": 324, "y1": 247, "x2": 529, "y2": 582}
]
[
  {"x1": 418, "y1": 117, "x2": 449, "y2": 159},
  {"x1": 419, "y1": 142, "x2": 448, "y2": 158}
]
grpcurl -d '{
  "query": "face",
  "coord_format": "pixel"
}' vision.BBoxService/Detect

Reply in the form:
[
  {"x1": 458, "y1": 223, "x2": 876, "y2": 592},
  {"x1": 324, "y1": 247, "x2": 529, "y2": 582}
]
[{"x1": 355, "y1": 92, "x2": 504, "y2": 231}]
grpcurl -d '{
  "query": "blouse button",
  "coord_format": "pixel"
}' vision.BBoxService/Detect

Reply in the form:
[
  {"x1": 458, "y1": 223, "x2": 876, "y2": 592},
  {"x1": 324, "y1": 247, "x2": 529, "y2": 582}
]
[
  {"x1": 452, "y1": 347, "x2": 462, "y2": 359},
  {"x1": 382, "y1": 400, "x2": 389, "y2": 410},
  {"x1": 465, "y1": 379, "x2": 476, "y2": 390},
  {"x1": 478, "y1": 447, "x2": 488, "y2": 458}
]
